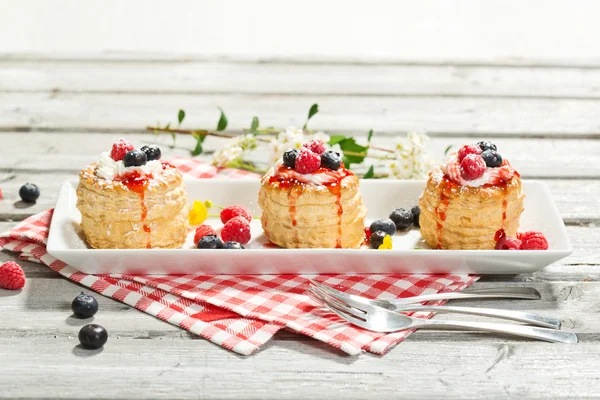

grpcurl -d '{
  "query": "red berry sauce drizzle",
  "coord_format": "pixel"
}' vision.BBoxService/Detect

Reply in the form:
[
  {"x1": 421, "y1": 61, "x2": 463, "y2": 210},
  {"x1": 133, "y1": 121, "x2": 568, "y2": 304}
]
[
  {"x1": 269, "y1": 165, "x2": 352, "y2": 248},
  {"x1": 116, "y1": 170, "x2": 153, "y2": 248}
]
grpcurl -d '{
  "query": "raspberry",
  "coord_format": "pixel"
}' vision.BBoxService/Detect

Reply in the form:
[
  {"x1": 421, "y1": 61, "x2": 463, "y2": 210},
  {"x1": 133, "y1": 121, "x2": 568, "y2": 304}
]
[
  {"x1": 0, "y1": 261, "x2": 25, "y2": 290},
  {"x1": 495, "y1": 237, "x2": 522, "y2": 250},
  {"x1": 303, "y1": 139, "x2": 326, "y2": 155},
  {"x1": 457, "y1": 145, "x2": 482, "y2": 162},
  {"x1": 220, "y1": 205, "x2": 252, "y2": 224},
  {"x1": 295, "y1": 148, "x2": 321, "y2": 174},
  {"x1": 460, "y1": 154, "x2": 486, "y2": 181},
  {"x1": 221, "y1": 216, "x2": 251, "y2": 244},
  {"x1": 193, "y1": 224, "x2": 217, "y2": 245},
  {"x1": 518, "y1": 231, "x2": 549, "y2": 250},
  {"x1": 110, "y1": 138, "x2": 135, "y2": 161}
]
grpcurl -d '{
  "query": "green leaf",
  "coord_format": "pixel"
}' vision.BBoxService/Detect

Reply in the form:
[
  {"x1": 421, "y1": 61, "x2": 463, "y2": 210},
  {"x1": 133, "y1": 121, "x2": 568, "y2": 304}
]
[
  {"x1": 302, "y1": 103, "x2": 319, "y2": 130},
  {"x1": 444, "y1": 145, "x2": 453, "y2": 155},
  {"x1": 216, "y1": 107, "x2": 228, "y2": 131},
  {"x1": 333, "y1": 137, "x2": 370, "y2": 168},
  {"x1": 191, "y1": 133, "x2": 207, "y2": 156},
  {"x1": 250, "y1": 116, "x2": 259, "y2": 134},
  {"x1": 363, "y1": 165, "x2": 375, "y2": 179},
  {"x1": 170, "y1": 132, "x2": 176, "y2": 148},
  {"x1": 165, "y1": 123, "x2": 171, "y2": 130},
  {"x1": 328, "y1": 135, "x2": 347, "y2": 145},
  {"x1": 367, "y1": 129, "x2": 374, "y2": 144},
  {"x1": 178, "y1": 109, "x2": 185, "y2": 125}
]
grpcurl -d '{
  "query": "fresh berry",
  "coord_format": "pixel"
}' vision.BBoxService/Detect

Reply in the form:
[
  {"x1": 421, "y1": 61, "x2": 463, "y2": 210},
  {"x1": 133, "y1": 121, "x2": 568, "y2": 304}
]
[
  {"x1": 140, "y1": 144, "x2": 162, "y2": 161},
  {"x1": 303, "y1": 139, "x2": 326, "y2": 155},
  {"x1": 411, "y1": 206, "x2": 421, "y2": 227},
  {"x1": 220, "y1": 205, "x2": 252, "y2": 224},
  {"x1": 477, "y1": 141, "x2": 497, "y2": 152},
  {"x1": 0, "y1": 188, "x2": 3, "y2": 199},
  {"x1": 193, "y1": 225, "x2": 217, "y2": 245},
  {"x1": 495, "y1": 237, "x2": 522, "y2": 250},
  {"x1": 0, "y1": 261, "x2": 25, "y2": 290},
  {"x1": 283, "y1": 148, "x2": 299, "y2": 168},
  {"x1": 370, "y1": 219, "x2": 396, "y2": 236},
  {"x1": 320, "y1": 151, "x2": 342, "y2": 171},
  {"x1": 457, "y1": 145, "x2": 482, "y2": 162},
  {"x1": 369, "y1": 230, "x2": 388, "y2": 249},
  {"x1": 19, "y1": 183, "x2": 40, "y2": 203},
  {"x1": 389, "y1": 208, "x2": 413, "y2": 230},
  {"x1": 79, "y1": 324, "x2": 108, "y2": 349},
  {"x1": 221, "y1": 216, "x2": 252, "y2": 244},
  {"x1": 364, "y1": 227, "x2": 372, "y2": 242},
  {"x1": 123, "y1": 150, "x2": 147, "y2": 167},
  {"x1": 295, "y1": 148, "x2": 321, "y2": 174},
  {"x1": 71, "y1": 292, "x2": 99, "y2": 318},
  {"x1": 110, "y1": 139, "x2": 135, "y2": 161},
  {"x1": 198, "y1": 235, "x2": 223, "y2": 249},
  {"x1": 481, "y1": 150, "x2": 503, "y2": 168},
  {"x1": 460, "y1": 154, "x2": 486, "y2": 181},
  {"x1": 518, "y1": 231, "x2": 549, "y2": 250},
  {"x1": 222, "y1": 241, "x2": 245, "y2": 249}
]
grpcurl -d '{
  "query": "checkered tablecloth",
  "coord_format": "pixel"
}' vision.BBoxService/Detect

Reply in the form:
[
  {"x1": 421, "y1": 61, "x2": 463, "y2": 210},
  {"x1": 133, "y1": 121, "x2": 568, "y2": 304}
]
[{"x1": 0, "y1": 159, "x2": 478, "y2": 356}]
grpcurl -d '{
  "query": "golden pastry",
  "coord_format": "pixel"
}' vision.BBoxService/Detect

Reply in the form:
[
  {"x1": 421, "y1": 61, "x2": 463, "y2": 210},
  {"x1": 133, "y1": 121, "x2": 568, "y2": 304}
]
[
  {"x1": 258, "y1": 142, "x2": 367, "y2": 248},
  {"x1": 419, "y1": 143, "x2": 524, "y2": 250},
  {"x1": 76, "y1": 139, "x2": 188, "y2": 249}
]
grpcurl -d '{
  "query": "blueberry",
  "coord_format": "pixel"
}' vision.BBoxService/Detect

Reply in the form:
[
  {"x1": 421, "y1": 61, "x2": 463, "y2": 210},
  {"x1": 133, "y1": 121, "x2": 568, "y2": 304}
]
[
  {"x1": 320, "y1": 151, "x2": 342, "y2": 170},
  {"x1": 410, "y1": 206, "x2": 421, "y2": 227},
  {"x1": 78, "y1": 324, "x2": 108, "y2": 349},
  {"x1": 389, "y1": 208, "x2": 413, "y2": 230},
  {"x1": 140, "y1": 145, "x2": 161, "y2": 161},
  {"x1": 477, "y1": 141, "x2": 497, "y2": 152},
  {"x1": 369, "y1": 230, "x2": 388, "y2": 249},
  {"x1": 369, "y1": 219, "x2": 396, "y2": 236},
  {"x1": 71, "y1": 292, "x2": 99, "y2": 318},
  {"x1": 222, "y1": 241, "x2": 245, "y2": 249},
  {"x1": 123, "y1": 150, "x2": 147, "y2": 167},
  {"x1": 19, "y1": 183, "x2": 40, "y2": 203},
  {"x1": 283, "y1": 148, "x2": 299, "y2": 168},
  {"x1": 198, "y1": 235, "x2": 223, "y2": 249},
  {"x1": 481, "y1": 150, "x2": 503, "y2": 168}
]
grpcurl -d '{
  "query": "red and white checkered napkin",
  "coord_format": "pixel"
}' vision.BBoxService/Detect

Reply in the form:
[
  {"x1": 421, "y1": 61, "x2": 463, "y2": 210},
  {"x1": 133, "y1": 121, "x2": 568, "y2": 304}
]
[{"x1": 0, "y1": 159, "x2": 479, "y2": 356}]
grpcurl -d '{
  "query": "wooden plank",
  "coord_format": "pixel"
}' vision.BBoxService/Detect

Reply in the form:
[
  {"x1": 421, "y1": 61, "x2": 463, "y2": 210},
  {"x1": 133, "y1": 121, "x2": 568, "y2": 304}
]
[
  {"x1": 4, "y1": 61, "x2": 600, "y2": 99},
  {"x1": 2, "y1": 92, "x2": 600, "y2": 136},
  {"x1": 1, "y1": 336, "x2": 600, "y2": 399}
]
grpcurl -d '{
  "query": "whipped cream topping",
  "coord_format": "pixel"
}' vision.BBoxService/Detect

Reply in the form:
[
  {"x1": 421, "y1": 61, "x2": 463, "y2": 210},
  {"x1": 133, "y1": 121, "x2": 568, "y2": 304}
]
[
  {"x1": 442, "y1": 154, "x2": 516, "y2": 187},
  {"x1": 270, "y1": 160, "x2": 349, "y2": 186},
  {"x1": 96, "y1": 151, "x2": 163, "y2": 181}
]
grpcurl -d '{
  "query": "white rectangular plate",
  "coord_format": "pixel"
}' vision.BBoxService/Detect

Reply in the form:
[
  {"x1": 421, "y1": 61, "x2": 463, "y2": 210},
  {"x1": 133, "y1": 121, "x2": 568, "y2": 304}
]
[{"x1": 47, "y1": 179, "x2": 571, "y2": 275}]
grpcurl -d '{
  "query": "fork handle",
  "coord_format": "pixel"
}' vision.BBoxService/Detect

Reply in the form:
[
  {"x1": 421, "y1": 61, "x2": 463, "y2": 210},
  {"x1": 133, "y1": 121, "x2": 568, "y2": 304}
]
[
  {"x1": 391, "y1": 287, "x2": 541, "y2": 305},
  {"x1": 410, "y1": 319, "x2": 577, "y2": 344},
  {"x1": 398, "y1": 305, "x2": 561, "y2": 329}
]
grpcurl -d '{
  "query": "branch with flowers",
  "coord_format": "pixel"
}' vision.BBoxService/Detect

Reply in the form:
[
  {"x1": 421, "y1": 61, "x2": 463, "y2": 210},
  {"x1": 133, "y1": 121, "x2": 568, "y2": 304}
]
[{"x1": 146, "y1": 104, "x2": 438, "y2": 179}]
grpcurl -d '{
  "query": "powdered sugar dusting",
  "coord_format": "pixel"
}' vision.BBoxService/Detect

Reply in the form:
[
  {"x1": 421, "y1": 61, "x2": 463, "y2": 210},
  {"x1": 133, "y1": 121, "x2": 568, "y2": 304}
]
[{"x1": 442, "y1": 154, "x2": 516, "y2": 187}]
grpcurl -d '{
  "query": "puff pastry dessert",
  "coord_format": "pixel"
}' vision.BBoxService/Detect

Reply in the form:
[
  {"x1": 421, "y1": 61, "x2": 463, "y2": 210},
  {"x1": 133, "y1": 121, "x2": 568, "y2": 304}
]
[
  {"x1": 419, "y1": 141, "x2": 525, "y2": 250},
  {"x1": 258, "y1": 140, "x2": 367, "y2": 248},
  {"x1": 76, "y1": 139, "x2": 188, "y2": 249}
]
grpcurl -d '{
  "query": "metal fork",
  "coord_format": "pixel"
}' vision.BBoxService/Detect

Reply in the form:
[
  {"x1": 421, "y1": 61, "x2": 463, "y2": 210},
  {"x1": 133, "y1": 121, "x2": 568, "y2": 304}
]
[
  {"x1": 309, "y1": 286, "x2": 578, "y2": 344},
  {"x1": 308, "y1": 283, "x2": 560, "y2": 329}
]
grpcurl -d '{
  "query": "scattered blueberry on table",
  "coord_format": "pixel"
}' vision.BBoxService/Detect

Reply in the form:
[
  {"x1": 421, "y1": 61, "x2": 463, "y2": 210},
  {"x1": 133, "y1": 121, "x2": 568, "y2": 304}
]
[
  {"x1": 79, "y1": 324, "x2": 108, "y2": 349},
  {"x1": 71, "y1": 292, "x2": 99, "y2": 318},
  {"x1": 369, "y1": 219, "x2": 396, "y2": 236},
  {"x1": 19, "y1": 183, "x2": 40, "y2": 203},
  {"x1": 198, "y1": 235, "x2": 223, "y2": 249},
  {"x1": 389, "y1": 208, "x2": 413, "y2": 230},
  {"x1": 222, "y1": 241, "x2": 245, "y2": 249}
]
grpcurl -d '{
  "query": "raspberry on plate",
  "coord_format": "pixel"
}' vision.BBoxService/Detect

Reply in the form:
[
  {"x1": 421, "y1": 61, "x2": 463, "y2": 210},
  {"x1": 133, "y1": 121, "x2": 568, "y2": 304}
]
[
  {"x1": 302, "y1": 139, "x2": 326, "y2": 155},
  {"x1": 110, "y1": 138, "x2": 135, "y2": 161},
  {"x1": 193, "y1": 224, "x2": 218, "y2": 245},
  {"x1": 220, "y1": 205, "x2": 252, "y2": 224},
  {"x1": 495, "y1": 237, "x2": 522, "y2": 250},
  {"x1": 221, "y1": 216, "x2": 251, "y2": 244},
  {"x1": 0, "y1": 261, "x2": 26, "y2": 290},
  {"x1": 457, "y1": 144, "x2": 482, "y2": 162},
  {"x1": 460, "y1": 154, "x2": 486, "y2": 181},
  {"x1": 518, "y1": 231, "x2": 549, "y2": 250},
  {"x1": 295, "y1": 148, "x2": 321, "y2": 174}
]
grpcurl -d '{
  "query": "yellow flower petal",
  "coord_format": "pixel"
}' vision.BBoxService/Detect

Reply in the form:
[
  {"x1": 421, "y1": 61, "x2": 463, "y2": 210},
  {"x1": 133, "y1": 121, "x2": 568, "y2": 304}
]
[
  {"x1": 378, "y1": 234, "x2": 393, "y2": 250},
  {"x1": 188, "y1": 200, "x2": 208, "y2": 225}
]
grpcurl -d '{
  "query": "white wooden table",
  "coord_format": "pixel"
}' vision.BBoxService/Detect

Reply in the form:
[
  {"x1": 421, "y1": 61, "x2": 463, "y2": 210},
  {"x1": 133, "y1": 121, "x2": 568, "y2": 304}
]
[{"x1": 1, "y1": 54, "x2": 599, "y2": 399}]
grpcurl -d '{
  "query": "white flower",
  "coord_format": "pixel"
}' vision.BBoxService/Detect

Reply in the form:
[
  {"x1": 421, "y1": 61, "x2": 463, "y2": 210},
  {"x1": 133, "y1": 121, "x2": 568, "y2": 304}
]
[
  {"x1": 211, "y1": 134, "x2": 257, "y2": 167},
  {"x1": 385, "y1": 131, "x2": 436, "y2": 179}
]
